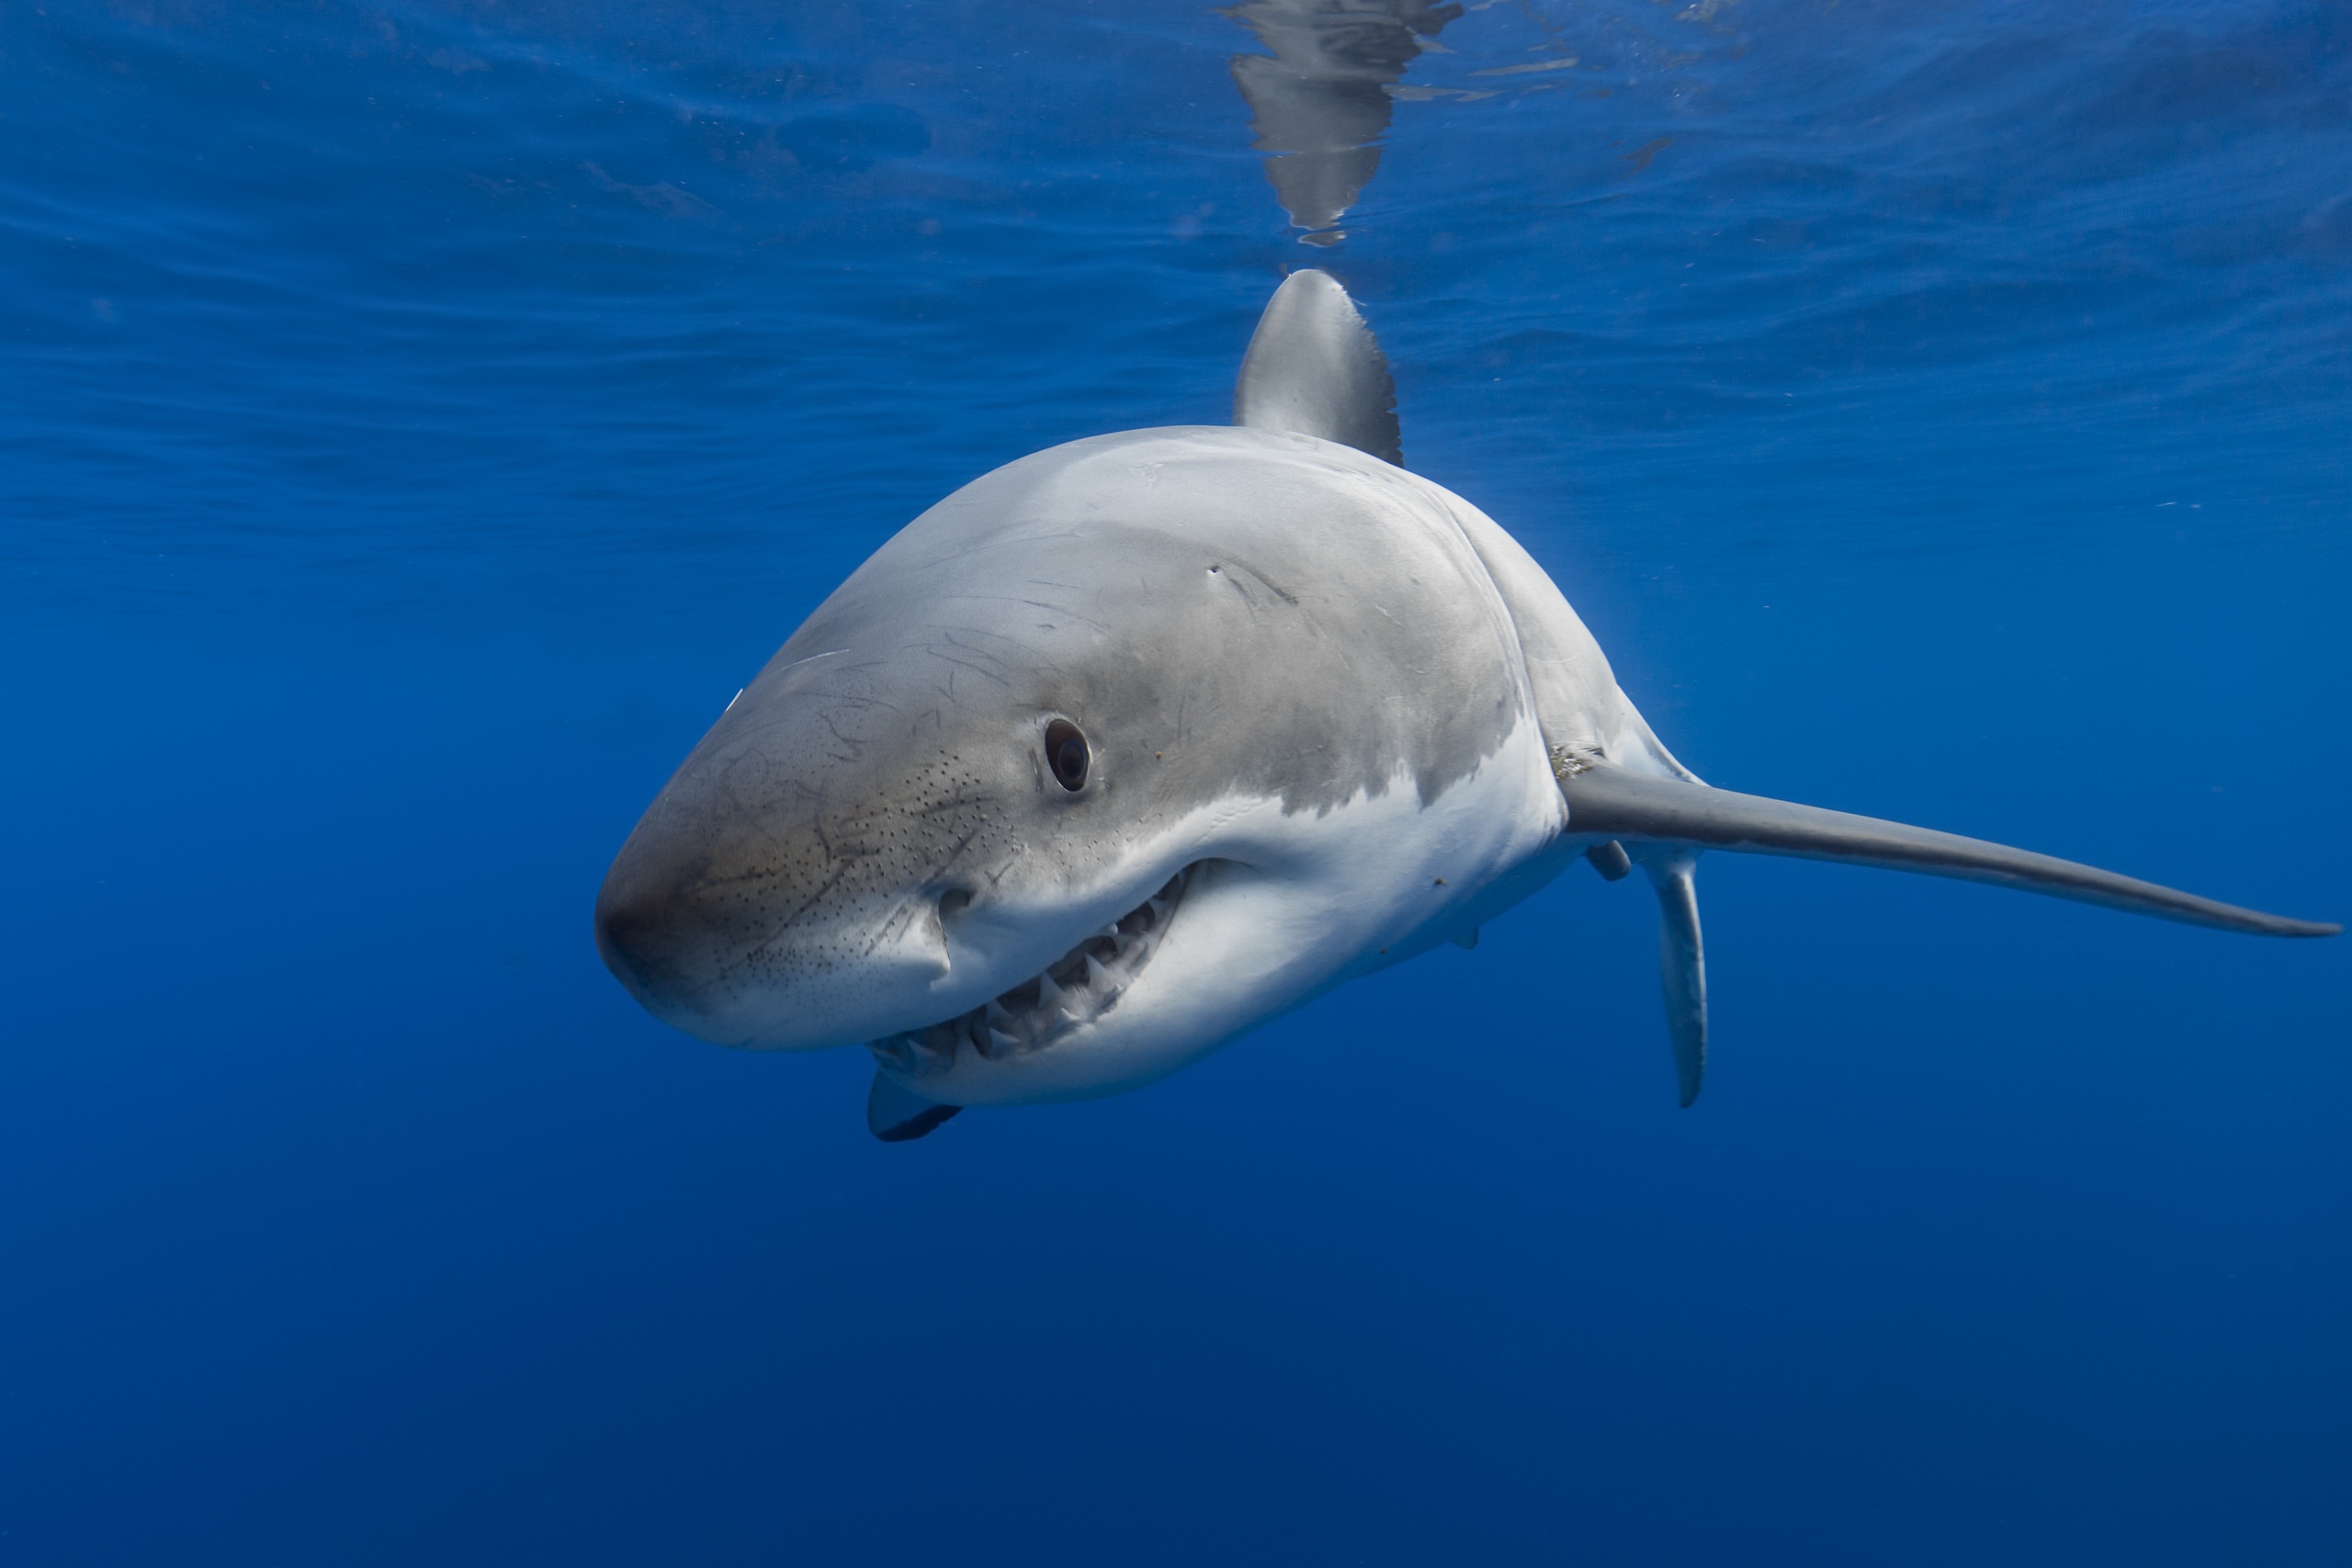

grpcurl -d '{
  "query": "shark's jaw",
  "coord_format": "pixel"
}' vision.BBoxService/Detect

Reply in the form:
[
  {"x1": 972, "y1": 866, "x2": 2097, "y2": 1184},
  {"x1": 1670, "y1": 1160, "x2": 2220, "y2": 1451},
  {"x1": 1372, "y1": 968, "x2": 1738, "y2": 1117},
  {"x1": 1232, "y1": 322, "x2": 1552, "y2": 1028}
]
[
  {"x1": 869, "y1": 863, "x2": 1206, "y2": 1081},
  {"x1": 859, "y1": 731, "x2": 1581, "y2": 1110}
]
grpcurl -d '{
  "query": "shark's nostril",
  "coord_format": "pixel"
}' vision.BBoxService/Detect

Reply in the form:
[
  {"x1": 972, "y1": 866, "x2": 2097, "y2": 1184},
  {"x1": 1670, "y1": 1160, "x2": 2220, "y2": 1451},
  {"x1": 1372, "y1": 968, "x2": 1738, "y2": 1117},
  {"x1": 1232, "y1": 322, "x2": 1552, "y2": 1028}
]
[{"x1": 923, "y1": 887, "x2": 975, "y2": 961}]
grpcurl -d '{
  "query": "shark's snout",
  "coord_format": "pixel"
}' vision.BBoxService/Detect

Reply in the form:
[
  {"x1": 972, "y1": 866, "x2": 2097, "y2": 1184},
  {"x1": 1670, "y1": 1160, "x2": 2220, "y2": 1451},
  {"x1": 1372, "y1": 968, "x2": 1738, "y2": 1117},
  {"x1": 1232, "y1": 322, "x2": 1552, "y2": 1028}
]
[
  {"x1": 592, "y1": 850, "x2": 706, "y2": 1006},
  {"x1": 593, "y1": 794, "x2": 965, "y2": 1049},
  {"x1": 592, "y1": 830, "x2": 763, "y2": 1039}
]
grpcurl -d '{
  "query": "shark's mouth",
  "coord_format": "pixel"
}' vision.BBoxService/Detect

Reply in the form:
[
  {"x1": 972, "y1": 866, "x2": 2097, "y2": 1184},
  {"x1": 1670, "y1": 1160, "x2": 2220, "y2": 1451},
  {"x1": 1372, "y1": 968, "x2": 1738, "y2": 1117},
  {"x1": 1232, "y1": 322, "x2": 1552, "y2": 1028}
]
[{"x1": 870, "y1": 863, "x2": 1203, "y2": 1078}]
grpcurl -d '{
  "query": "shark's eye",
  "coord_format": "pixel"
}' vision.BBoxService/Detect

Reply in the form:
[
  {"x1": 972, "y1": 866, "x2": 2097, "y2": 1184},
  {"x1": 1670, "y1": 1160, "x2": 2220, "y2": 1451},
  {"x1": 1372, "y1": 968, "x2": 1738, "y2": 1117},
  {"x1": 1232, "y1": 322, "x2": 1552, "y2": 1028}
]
[{"x1": 1045, "y1": 719, "x2": 1090, "y2": 792}]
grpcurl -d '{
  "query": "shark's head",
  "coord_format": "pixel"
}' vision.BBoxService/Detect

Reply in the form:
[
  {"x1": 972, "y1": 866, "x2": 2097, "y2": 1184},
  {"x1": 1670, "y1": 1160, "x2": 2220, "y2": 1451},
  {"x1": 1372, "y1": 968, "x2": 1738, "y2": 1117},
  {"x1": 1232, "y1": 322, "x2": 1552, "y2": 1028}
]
[
  {"x1": 594, "y1": 427, "x2": 1554, "y2": 1110},
  {"x1": 593, "y1": 644, "x2": 1219, "y2": 1099}
]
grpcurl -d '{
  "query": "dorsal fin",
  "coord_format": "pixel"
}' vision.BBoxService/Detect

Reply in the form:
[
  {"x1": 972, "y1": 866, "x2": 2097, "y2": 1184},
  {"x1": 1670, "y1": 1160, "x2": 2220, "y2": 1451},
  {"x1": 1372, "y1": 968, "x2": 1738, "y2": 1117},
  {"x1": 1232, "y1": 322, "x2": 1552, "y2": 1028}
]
[{"x1": 1233, "y1": 268, "x2": 1402, "y2": 466}]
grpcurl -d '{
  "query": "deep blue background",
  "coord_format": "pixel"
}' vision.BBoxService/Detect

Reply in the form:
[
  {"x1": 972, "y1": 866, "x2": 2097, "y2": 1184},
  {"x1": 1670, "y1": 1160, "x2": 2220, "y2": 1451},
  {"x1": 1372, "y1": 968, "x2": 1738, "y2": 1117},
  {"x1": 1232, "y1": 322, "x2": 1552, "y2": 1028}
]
[{"x1": 4, "y1": 2, "x2": 2346, "y2": 1562}]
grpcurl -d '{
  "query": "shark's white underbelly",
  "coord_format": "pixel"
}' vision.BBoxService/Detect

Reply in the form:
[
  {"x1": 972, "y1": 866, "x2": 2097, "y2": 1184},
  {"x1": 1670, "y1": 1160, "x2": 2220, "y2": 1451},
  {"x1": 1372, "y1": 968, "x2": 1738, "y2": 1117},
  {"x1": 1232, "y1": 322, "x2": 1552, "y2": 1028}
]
[{"x1": 906, "y1": 712, "x2": 1572, "y2": 1105}]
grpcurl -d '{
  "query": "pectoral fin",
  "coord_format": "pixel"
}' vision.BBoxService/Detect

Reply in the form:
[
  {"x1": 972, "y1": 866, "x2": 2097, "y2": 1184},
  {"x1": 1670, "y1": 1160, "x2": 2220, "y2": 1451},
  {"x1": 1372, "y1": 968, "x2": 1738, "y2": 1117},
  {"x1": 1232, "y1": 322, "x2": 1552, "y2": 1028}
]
[
  {"x1": 1556, "y1": 758, "x2": 2338, "y2": 938},
  {"x1": 1640, "y1": 849, "x2": 1708, "y2": 1107},
  {"x1": 868, "y1": 1073, "x2": 961, "y2": 1143}
]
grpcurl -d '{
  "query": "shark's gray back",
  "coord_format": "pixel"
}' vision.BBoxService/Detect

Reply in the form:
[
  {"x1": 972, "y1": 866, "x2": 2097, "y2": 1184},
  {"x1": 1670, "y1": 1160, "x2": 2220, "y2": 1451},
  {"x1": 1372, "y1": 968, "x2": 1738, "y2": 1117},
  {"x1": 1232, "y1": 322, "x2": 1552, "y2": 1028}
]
[
  {"x1": 1230, "y1": 267, "x2": 1681, "y2": 778},
  {"x1": 756, "y1": 425, "x2": 1537, "y2": 821}
]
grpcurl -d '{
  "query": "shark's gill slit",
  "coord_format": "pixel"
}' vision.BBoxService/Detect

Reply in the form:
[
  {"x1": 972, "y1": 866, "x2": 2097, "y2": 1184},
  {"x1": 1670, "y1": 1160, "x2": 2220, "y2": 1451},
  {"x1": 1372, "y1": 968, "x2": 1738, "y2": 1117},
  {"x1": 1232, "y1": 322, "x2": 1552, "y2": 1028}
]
[{"x1": 873, "y1": 863, "x2": 1215, "y2": 1076}]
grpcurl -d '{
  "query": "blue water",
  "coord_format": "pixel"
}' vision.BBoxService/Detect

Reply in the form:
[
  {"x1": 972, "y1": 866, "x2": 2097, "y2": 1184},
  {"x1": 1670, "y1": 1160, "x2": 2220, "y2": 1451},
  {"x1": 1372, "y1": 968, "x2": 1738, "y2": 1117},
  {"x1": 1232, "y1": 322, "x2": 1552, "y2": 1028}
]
[{"x1": 5, "y1": 1, "x2": 2347, "y2": 1561}]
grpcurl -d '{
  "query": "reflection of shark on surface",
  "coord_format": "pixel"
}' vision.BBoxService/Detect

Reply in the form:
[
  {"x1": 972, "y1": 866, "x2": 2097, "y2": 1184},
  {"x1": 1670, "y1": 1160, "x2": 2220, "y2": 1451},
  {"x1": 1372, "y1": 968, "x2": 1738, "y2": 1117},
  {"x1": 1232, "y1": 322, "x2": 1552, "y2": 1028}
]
[
  {"x1": 594, "y1": 270, "x2": 2336, "y2": 1140},
  {"x1": 1226, "y1": 0, "x2": 1463, "y2": 242}
]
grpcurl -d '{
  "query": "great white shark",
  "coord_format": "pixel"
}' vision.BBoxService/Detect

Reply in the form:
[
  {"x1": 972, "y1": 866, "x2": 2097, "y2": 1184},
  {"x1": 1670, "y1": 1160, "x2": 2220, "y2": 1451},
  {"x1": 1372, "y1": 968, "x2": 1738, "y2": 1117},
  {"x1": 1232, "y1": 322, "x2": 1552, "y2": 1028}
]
[{"x1": 595, "y1": 270, "x2": 2337, "y2": 1140}]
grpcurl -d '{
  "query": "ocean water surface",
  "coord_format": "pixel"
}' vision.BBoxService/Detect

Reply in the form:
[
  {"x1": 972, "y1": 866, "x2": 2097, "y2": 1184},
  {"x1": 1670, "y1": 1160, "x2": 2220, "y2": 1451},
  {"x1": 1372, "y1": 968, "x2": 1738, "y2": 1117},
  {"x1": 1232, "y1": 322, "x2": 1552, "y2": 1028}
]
[{"x1": 4, "y1": 1, "x2": 2347, "y2": 1562}]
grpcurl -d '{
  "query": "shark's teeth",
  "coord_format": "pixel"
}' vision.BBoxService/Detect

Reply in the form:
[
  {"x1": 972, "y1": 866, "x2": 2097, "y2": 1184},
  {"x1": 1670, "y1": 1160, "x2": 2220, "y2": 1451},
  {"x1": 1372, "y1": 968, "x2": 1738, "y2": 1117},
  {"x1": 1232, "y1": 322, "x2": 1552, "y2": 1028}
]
[{"x1": 870, "y1": 865, "x2": 1200, "y2": 1077}]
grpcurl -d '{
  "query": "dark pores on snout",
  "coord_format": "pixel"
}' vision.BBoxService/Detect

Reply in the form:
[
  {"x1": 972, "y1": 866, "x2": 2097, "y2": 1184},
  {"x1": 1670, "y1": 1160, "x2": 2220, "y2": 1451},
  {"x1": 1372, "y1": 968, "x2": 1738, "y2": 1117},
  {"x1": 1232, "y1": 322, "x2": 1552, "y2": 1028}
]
[
  {"x1": 594, "y1": 657, "x2": 1037, "y2": 1035},
  {"x1": 591, "y1": 592, "x2": 1163, "y2": 1044}
]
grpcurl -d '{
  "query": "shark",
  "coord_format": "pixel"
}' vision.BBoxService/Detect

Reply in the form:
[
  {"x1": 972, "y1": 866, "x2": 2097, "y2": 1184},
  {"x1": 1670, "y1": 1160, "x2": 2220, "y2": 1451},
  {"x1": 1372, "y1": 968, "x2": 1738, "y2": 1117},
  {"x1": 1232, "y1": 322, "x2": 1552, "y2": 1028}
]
[{"x1": 594, "y1": 269, "x2": 2336, "y2": 1140}]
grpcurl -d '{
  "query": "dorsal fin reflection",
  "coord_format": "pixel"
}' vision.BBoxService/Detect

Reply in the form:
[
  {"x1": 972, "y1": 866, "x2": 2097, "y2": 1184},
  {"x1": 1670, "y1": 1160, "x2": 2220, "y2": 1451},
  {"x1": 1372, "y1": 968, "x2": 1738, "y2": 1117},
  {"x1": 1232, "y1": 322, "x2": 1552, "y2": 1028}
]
[{"x1": 1226, "y1": 0, "x2": 1462, "y2": 243}]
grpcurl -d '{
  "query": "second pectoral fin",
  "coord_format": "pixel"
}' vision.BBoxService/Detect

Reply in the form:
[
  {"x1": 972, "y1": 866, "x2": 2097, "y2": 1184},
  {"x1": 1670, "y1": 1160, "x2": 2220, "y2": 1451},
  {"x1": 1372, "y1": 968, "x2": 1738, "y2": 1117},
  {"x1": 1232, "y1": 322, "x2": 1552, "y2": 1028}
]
[{"x1": 1638, "y1": 849, "x2": 1708, "y2": 1108}]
